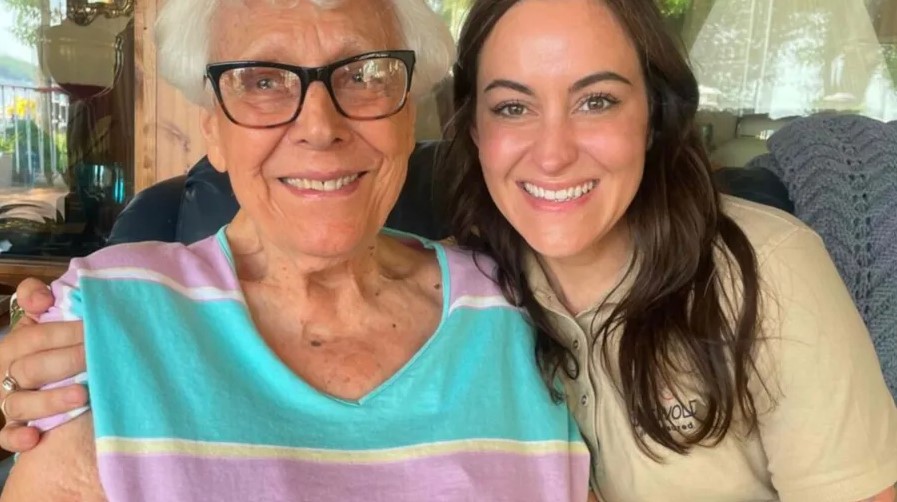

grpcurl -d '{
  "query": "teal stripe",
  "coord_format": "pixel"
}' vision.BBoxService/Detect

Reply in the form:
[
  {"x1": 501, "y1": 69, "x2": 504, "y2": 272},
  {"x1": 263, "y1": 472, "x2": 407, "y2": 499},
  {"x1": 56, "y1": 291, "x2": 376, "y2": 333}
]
[
  {"x1": 81, "y1": 278, "x2": 579, "y2": 450},
  {"x1": 61, "y1": 283, "x2": 85, "y2": 319},
  {"x1": 214, "y1": 226, "x2": 234, "y2": 270}
]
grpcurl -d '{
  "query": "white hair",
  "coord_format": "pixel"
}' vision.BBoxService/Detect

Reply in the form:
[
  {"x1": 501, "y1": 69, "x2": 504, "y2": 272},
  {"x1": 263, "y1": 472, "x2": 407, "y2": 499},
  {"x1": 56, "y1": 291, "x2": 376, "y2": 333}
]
[{"x1": 154, "y1": 0, "x2": 456, "y2": 106}]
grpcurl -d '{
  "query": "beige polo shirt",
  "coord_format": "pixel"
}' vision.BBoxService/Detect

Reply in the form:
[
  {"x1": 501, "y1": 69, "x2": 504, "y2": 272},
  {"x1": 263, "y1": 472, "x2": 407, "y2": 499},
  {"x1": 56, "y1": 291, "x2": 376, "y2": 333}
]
[{"x1": 525, "y1": 196, "x2": 897, "y2": 502}]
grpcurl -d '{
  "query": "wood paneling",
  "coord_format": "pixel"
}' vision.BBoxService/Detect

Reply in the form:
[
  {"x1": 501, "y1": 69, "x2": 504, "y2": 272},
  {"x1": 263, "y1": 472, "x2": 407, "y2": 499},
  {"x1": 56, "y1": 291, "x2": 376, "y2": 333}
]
[
  {"x1": 134, "y1": 0, "x2": 206, "y2": 192},
  {"x1": 0, "y1": 259, "x2": 68, "y2": 292},
  {"x1": 134, "y1": 0, "x2": 156, "y2": 193}
]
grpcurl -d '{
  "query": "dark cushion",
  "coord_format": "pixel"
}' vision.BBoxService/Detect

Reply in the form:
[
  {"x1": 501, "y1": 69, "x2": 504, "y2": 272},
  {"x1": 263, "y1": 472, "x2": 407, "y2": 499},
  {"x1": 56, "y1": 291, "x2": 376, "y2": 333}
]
[
  {"x1": 384, "y1": 141, "x2": 447, "y2": 239},
  {"x1": 714, "y1": 162, "x2": 795, "y2": 214},
  {"x1": 107, "y1": 174, "x2": 184, "y2": 245},
  {"x1": 177, "y1": 161, "x2": 239, "y2": 245}
]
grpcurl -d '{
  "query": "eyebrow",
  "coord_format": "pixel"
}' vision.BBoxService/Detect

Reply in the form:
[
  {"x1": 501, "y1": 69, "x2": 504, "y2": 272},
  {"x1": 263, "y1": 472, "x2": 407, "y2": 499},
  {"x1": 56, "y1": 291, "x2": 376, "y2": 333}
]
[
  {"x1": 570, "y1": 71, "x2": 632, "y2": 92},
  {"x1": 484, "y1": 79, "x2": 533, "y2": 95},
  {"x1": 483, "y1": 71, "x2": 633, "y2": 95}
]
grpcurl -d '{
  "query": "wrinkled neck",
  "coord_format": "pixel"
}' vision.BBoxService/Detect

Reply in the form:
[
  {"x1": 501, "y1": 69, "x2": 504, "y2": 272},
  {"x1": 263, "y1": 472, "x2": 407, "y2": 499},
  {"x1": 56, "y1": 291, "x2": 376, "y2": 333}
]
[{"x1": 225, "y1": 210, "x2": 410, "y2": 305}]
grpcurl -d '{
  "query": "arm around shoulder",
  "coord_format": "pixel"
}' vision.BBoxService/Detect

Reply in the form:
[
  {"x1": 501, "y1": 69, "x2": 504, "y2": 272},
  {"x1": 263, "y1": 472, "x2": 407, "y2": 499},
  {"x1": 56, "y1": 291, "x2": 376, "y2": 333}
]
[{"x1": 752, "y1": 227, "x2": 897, "y2": 502}]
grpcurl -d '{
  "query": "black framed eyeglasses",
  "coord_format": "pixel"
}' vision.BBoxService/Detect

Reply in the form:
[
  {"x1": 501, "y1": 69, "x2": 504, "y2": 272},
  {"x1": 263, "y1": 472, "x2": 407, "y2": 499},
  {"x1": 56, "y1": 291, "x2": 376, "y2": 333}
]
[{"x1": 205, "y1": 50, "x2": 415, "y2": 128}]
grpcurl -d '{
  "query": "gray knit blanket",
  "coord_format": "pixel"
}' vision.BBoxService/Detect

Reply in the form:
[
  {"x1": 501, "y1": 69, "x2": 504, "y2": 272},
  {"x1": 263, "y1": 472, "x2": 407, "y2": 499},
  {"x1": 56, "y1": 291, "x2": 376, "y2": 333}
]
[{"x1": 747, "y1": 116, "x2": 897, "y2": 399}]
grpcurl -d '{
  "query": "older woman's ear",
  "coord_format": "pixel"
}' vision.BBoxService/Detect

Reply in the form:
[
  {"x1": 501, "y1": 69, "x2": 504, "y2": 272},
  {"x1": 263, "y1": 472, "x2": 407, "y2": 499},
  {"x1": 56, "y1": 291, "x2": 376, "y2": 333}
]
[{"x1": 200, "y1": 107, "x2": 228, "y2": 173}]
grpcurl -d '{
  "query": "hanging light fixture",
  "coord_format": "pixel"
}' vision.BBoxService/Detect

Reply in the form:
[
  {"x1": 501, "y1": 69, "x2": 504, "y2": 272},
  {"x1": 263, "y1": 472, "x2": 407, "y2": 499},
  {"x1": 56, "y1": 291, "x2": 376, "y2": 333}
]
[
  {"x1": 40, "y1": 2, "x2": 132, "y2": 100},
  {"x1": 67, "y1": 0, "x2": 134, "y2": 27}
]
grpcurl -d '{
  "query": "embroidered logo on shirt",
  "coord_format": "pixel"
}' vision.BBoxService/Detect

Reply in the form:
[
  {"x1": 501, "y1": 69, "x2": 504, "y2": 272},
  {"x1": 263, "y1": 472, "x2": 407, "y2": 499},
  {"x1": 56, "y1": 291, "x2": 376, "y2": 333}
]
[
  {"x1": 632, "y1": 389, "x2": 705, "y2": 437},
  {"x1": 658, "y1": 388, "x2": 705, "y2": 435}
]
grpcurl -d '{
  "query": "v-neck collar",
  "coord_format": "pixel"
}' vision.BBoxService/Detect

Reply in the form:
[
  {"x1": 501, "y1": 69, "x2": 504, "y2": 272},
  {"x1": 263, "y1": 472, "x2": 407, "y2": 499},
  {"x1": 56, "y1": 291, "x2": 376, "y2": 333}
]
[{"x1": 213, "y1": 226, "x2": 452, "y2": 406}]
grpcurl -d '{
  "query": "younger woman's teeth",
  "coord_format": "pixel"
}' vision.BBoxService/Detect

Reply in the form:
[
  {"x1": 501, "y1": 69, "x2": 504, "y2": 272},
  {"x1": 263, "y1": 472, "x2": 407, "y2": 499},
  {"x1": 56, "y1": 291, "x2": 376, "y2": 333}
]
[
  {"x1": 283, "y1": 173, "x2": 360, "y2": 192},
  {"x1": 523, "y1": 181, "x2": 596, "y2": 202}
]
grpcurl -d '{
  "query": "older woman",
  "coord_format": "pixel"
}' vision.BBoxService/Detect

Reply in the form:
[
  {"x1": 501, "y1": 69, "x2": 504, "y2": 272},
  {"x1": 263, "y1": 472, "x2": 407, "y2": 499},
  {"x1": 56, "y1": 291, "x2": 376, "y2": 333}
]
[
  {"x1": 0, "y1": 0, "x2": 591, "y2": 500},
  {"x1": 438, "y1": 0, "x2": 897, "y2": 501}
]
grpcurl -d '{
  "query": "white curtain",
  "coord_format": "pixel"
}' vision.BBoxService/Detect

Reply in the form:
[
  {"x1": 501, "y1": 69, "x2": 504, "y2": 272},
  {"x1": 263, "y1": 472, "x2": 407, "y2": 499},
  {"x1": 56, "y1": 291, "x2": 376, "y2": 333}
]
[{"x1": 689, "y1": 0, "x2": 897, "y2": 120}]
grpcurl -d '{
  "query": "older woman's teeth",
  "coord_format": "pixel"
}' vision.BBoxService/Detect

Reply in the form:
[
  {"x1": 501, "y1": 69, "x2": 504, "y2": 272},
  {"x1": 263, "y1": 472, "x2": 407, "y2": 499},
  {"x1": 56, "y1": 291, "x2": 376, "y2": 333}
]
[
  {"x1": 523, "y1": 181, "x2": 596, "y2": 202},
  {"x1": 284, "y1": 174, "x2": 360, "y2": 192}
]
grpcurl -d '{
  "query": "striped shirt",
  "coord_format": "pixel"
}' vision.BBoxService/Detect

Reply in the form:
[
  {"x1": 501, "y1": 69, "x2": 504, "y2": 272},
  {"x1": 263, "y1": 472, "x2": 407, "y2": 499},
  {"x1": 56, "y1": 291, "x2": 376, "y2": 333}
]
[{"x1": 38, "y1": 228, "x2": 590, "y2": 502}]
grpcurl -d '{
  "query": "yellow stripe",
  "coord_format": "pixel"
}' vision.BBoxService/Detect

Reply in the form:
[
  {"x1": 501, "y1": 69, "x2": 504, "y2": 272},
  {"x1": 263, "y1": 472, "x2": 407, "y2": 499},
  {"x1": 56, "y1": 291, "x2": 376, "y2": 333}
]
[{"x1": 96, "y1": 437, "x2": 590, "y2": 464}]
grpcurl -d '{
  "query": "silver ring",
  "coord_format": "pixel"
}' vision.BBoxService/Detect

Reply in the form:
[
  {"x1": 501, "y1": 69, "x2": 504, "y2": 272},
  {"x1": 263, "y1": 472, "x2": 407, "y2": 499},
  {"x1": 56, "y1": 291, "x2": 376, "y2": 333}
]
[
  {"x1": 0, "y1": 394, "x2": 12, "y2": 420},
  {"x1": 2, "y1": 368, "x2": 20, "y2": 394}
]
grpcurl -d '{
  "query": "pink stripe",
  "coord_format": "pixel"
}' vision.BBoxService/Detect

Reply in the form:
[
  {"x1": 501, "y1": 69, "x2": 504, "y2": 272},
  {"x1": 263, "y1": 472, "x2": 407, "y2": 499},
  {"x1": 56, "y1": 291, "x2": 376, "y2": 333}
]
[
  {"x1": 42, "y1": 373, "x2": 84, "y2": 391},
  {"x1": 29, "y1": 373, "x2": 89, "y2": 432},
  {"x1": 29, "y1": 406, "x2": 88, "y2": 431},
  {"x1": 79, "y1": 237, "x2": 239, "y2": 290},
  {"x1": 98, "y1": 451, "x2": 590, "y2": 502},
  {"x1": 41, "y1": 236, "x2": 237, "y2": 324},
  {"x1": 443, "y1": 247, "x2": 508, "y2": 303}
]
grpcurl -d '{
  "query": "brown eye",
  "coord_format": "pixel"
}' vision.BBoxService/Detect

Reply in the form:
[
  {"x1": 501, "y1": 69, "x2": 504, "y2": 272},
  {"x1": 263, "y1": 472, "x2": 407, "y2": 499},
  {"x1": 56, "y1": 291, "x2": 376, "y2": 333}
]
[
  {"x1": 493, "y1": 102, "x2": 528, "y2": 117},
  {"x1": 578, "y1": 93, "x2": 618, "y2": 112}
]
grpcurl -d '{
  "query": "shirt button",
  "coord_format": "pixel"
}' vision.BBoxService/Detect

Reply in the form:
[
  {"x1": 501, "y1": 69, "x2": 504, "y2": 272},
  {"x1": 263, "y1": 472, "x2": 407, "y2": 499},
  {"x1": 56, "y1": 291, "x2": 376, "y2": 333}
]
[
  {"x1": 566, "y1": 359, "x2": 578, "y2": 375},
  {"x1": 573, "y1": 340, "x2": 580, "y2": 350},
  {"x1": 581, "y1": 395, "x2": 588, "y2": 406}
]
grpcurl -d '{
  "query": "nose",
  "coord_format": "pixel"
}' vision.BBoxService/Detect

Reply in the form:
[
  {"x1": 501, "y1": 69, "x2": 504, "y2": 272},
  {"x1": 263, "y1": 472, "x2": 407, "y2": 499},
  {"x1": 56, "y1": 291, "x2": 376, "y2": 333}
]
[
  {"x1": 286, "y1": 82, "x2": 350, "y2": 148},
  {"x1": 530, "y1": 115, "x2": 579, "y2": 174}
]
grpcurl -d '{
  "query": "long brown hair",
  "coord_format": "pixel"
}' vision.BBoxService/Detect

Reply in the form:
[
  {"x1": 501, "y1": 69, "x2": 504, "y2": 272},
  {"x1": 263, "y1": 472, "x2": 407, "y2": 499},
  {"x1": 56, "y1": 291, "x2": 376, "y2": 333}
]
[{"x1": 437, "y1": 0, "x2": 763, "y2": 456}]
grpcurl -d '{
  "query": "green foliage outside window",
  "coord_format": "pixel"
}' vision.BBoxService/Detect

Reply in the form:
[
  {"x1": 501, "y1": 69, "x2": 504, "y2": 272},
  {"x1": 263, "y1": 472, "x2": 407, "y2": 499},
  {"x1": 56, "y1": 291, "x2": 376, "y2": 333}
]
[
  {"x1": 2, "y1": 118, "x2": 65, "y2": 186},
  {"x1": 659, "y1": 0, "x2": 692, "y2": 17},
  {"x1": 0, "y1": 134, "x2": 15, "y2": 155},
  {"x1": 885, "y1": 45, "x2": 897, "y2": 86},
  {"x1": 1, "y1": 0, "x2": 64, "y2": 47}
]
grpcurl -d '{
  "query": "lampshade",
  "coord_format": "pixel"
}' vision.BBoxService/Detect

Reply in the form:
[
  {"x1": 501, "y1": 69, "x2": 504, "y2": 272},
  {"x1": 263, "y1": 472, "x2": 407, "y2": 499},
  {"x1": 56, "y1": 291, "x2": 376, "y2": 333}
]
[
  {"x1": 38, "y1": 16, "x2": 129, "y2": 99},
  {"x1": 688, "y1": 0, "x2": 897, "y2": 121}
]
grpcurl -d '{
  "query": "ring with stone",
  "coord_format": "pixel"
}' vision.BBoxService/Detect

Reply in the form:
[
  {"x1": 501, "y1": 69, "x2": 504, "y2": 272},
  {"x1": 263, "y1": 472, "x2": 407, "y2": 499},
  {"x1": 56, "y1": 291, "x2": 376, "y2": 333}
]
[{"x1": 2, "y1": 368, "x2": 20, "y2": 394}]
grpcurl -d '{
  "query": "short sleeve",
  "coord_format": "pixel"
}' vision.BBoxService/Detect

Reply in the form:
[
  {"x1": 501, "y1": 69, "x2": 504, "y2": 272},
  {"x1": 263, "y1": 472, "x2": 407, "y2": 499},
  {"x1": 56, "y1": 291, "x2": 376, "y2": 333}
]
[
  {"x1": 40, "y1": 261, "x2": 85, "y2": 323},
  {"x1": 31, "y1": 261, "x2": 91, "y2": 432},
  {"x1": 754, "y1": 228, "x2": 897, "y2": 502}
]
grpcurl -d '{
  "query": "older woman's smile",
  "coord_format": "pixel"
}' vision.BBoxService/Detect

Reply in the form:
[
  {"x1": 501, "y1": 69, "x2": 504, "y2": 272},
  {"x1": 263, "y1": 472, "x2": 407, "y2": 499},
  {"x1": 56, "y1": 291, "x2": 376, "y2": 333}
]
[{"x1": 280, "y1": 171, "x2": 366, "y2": 194}]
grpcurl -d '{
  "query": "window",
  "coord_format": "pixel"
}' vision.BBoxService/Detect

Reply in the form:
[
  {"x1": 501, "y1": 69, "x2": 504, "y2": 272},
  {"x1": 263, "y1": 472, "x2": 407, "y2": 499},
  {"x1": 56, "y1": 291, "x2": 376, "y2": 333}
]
[
  {"x1": 674, "y1": 0, "x2": 897, "y2": 119},
  {"x1": 664, "y1": 0, "x2": 897, "y2": 166},
  {"x1": 0, "y1": 0, "x2": 134, "y2": 264}
]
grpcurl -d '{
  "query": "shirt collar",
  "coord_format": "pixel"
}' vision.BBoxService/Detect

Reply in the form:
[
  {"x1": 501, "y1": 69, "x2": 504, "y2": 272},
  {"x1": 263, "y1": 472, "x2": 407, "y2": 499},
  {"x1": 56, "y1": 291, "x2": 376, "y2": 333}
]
[{"x1": 523, "y1": 248, "x2": 639, "y2": 321}]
